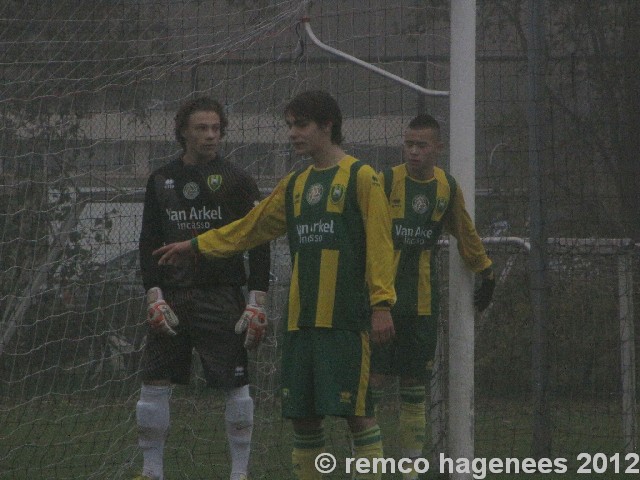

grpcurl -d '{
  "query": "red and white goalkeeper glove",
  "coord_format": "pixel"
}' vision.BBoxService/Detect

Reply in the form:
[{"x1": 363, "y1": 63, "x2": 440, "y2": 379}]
[
  {"x1": 146, "y1": 287, "x2": 179, "y2": 336},
  {"x1": 234, "y1": 290, "x2": 267, "y2": 350}
]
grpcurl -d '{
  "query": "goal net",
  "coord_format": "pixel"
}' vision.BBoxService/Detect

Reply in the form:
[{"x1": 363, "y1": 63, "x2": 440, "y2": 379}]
[{"x1": 1, "y1": 1, "x2": 638, "y2": 479}]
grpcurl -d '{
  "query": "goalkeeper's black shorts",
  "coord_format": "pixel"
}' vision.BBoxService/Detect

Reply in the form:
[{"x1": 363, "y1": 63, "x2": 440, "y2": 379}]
[{"x1": 140, "y1": 285, "x2": 249, "y2": 389}]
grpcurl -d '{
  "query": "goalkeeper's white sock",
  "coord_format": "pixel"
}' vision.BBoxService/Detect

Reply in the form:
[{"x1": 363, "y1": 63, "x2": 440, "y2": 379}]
[
  {"x1": 225, "y1": 385, "x2": 254, "y2": 480},
  {"x1": 137, "y1": 384, "x2": 171, "y2": 480}
]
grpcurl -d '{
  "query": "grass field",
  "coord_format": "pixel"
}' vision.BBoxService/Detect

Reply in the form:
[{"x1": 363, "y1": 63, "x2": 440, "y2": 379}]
[{"x1": 1, "y1": 389, "x2": 636, "y2": 479}]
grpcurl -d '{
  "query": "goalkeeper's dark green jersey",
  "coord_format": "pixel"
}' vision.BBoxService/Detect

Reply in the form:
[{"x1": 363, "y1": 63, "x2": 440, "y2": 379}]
[
  {"x1": 381, "y1": 164, "x2": 491, "y2": 316},
  {"x1": 195, "y1": 155, "x2": 397, "y2": 332}
]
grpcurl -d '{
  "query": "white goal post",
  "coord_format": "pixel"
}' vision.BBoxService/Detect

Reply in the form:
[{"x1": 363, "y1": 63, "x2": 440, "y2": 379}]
[{"x1": 448, "y1": 3, "x2": 476, "y2": 478}]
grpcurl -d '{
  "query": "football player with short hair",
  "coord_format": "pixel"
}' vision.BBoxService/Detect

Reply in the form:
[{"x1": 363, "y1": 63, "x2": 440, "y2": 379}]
[{"x1": 370, "y1": 113, "x2": 495, "y2": 480}]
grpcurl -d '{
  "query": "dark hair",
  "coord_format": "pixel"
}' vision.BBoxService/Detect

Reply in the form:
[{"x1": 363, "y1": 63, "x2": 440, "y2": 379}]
[
  {"x1": 284, "y1": 90, "x2": 344, "y2": 144},
  {"x1": 174, "y1": 96, "x2": 228, "y2": 150},
  {"x1": 408, "y1": 113, "x2": 441, "y2": 133}
]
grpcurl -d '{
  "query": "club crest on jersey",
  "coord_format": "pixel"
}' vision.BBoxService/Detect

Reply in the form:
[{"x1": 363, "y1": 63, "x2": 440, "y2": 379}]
[
  {"x1": 306, "y1": 183, "x2": 324, "y2": 205},
  {"x1": 164, "y1": 179, "x2": 175, "y2": 189},
  {"x1": 339, "y1": 391, "x2": 353, "y2": 404},
  {"x1": 412, "y1": 194, "x2": 430, "y2": 214},
  {"x1": 330, "y1": 184, "x2": 345, "y2": 204},
  {"x1": 207, "y1": 174, "x2": 222, "y2": 192},
  {"x1": 436, "y1": 197, "x2": 448, "y2": 212},
  {"x1": 183, "y1": 181, "x2": 200, "y2": 200}
]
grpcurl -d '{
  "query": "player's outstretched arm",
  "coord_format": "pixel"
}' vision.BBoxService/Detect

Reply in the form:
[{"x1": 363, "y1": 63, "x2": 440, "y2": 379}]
[{"x1": 153, "y1": 239, "x2": 195, "y2": 266}]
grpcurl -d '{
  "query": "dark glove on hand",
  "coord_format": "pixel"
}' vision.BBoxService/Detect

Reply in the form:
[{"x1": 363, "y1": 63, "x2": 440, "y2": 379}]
[{"x1": 474, "y1": 268, "x2": 495, "y2": 312}]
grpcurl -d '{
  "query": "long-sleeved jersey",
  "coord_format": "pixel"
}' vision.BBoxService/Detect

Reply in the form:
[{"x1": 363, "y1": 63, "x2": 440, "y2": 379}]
[
  {"x1": 139, "y1": 155, "x2": 270, "y2": 292},
  {"x1": 382, "y1": 164, "x2": 491, "y2": 316},
  {"x1": 194, "y1": 155, "x2": 397, "y2": 331}
]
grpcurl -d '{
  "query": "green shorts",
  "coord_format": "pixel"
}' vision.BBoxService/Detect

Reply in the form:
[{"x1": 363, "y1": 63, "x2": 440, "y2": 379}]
[
  {"x1": 370, "y1": 314, "x2": 437, "y2": 379},
  {"x1": 281, "y1": 328, "x2": 374, "y2": 419}
]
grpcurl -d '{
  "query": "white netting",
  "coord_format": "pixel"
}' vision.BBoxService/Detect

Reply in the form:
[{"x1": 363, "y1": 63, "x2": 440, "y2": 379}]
[{"x1": 1, "y1": 1, "x2": 638, "y2": 479}]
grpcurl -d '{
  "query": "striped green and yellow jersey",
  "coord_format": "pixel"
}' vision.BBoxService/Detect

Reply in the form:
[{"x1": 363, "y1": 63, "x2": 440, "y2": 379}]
[
  {"x1": 382, "y1": 164, "x2": 491, "y2": 316},
  {"x1": 194, "y1": 155, "x2": 396, "y2": 331}
]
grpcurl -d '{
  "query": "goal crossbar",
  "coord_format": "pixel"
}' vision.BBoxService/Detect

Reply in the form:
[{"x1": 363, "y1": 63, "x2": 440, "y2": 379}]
[{"x1": 300, "y1": 17, "x2": 449, "y2": 98}]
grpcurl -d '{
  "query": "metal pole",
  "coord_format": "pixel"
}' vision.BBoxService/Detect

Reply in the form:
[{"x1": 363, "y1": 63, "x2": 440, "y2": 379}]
[
  {"x1": 619, "y1": 250, "x2": 638, "y2": 453},
  {"x1": 448, "y1": 2, "x2": 476, "y2": 478},
  {"x1": 302, "y1": 19, "x2": 449, "y2": 97},
  {"x1": 527, "y1": 0, "x2": 551, "y2": 458}
]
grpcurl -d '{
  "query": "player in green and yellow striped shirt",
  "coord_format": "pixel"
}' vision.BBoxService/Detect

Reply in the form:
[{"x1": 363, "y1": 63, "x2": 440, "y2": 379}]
[
  {"x1": 154, "y1": 91, "x2": 397, "y2": 480},
  {"x1": 371, "y1": 114, "x2": 495, "y2": 480}
]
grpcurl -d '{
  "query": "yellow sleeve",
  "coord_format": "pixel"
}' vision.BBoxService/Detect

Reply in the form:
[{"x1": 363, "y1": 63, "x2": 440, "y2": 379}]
[
  {"x1": 195, "y1": 174, "x2": 289, "y2": 257},
  {"x1": 356, "y1": 165, "x2": 397, "y2": 307},
  {"x1": 444, "y1": 184, "x2": 492, "y2": 273}
]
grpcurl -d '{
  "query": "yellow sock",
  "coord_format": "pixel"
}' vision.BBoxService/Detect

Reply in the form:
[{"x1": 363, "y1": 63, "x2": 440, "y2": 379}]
[
  {"x1": 399, "y1": 385, "x2": 426, "y2": 460},
  {"x1": 352, "y1": 425, "x2": 383, "y2": 480},
  {"x1": 291, "y1": 429, "x2": 325, "y2": 480}
]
